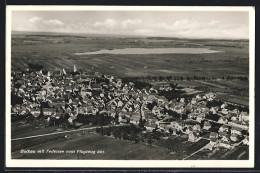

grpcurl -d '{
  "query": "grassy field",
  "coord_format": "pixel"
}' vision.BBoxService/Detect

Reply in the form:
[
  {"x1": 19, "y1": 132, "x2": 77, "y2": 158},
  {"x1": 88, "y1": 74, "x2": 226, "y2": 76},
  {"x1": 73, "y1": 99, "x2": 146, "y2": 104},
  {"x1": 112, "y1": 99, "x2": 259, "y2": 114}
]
[
  {"x1": 154, "y1": 135, "x2": 209, "y2": 159},
  {"x1": 12, "y1": 129, "x2": 176, "y2": 160},
  {"x1": 11, "y1": 32, "x2": 249, "y2": 79}
]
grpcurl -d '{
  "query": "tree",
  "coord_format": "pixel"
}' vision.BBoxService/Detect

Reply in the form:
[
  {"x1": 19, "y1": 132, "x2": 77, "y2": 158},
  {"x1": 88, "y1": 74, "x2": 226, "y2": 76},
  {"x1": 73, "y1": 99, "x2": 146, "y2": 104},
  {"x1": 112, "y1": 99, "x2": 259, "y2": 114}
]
[
  {"x1": 11, "y1": 93, "x2": 23, "y2": 106},
  {"x1": 134, "y1": 81, "x2": 152, "y2": 90},
  {"x1": 169, "y1": 128, "x2": 173, "y2": 134},
  {"x1": 27, "y1": 63, "x2": 43, "y2": 71},
  {"x1": 146, "y1": 101, "x2": 157, "y2": 111}
]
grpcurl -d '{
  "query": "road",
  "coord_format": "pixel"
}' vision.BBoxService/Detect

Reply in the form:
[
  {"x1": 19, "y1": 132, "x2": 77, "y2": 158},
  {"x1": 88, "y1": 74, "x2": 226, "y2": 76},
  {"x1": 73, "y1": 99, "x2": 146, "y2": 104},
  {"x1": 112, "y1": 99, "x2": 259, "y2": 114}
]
[{"x1": 11, "y1": 124, "x2": 124, "y2": 141}]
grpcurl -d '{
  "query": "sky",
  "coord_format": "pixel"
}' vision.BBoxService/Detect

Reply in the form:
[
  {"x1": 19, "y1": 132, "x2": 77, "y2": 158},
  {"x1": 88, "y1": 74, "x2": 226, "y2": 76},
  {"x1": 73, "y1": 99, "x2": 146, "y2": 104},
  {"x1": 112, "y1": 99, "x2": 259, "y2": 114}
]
[{"x1": 11, "y1": 11, "x2": 249, "y2": 39}]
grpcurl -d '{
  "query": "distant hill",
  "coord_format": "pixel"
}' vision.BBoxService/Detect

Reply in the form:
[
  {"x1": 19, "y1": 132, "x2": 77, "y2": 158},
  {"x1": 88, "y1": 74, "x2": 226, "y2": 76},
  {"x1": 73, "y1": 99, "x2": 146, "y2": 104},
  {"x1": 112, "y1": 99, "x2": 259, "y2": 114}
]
[
  {"x1": 11, "y1": 30, "x2": 148, "y2": 39},
  {"x1": 11, "y1": 30, "x2": 249, "y2": 42}
]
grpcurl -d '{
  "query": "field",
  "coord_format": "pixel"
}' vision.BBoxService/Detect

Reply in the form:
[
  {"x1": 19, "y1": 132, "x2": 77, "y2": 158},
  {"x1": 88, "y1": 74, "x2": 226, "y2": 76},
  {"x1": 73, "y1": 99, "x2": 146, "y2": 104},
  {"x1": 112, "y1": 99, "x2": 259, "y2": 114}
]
[
  {"x1": 11, "y1": 31, "x2": 249, "y2": 79},
  {"x1": 12, "y1": 123, "x2": 175, "y2": 160},
  {"x1": 154, "y1": 135, "x2": 210, "y2": 159}
]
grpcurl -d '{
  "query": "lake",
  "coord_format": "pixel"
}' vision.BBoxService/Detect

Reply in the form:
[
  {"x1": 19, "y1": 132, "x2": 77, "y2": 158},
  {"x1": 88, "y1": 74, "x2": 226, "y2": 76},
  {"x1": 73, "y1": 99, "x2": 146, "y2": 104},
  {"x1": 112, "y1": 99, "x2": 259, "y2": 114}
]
[{"x1": 74, "y1": 48, "x2": 219, "y2": 55}]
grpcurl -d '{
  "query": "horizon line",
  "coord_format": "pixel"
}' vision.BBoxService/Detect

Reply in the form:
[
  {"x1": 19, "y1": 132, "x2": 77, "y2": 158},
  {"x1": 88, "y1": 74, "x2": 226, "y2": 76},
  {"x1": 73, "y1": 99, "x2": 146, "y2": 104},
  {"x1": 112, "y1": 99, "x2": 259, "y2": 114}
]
[{"x1": 11, "y1": 30, "x2": 249, "y2": 41}]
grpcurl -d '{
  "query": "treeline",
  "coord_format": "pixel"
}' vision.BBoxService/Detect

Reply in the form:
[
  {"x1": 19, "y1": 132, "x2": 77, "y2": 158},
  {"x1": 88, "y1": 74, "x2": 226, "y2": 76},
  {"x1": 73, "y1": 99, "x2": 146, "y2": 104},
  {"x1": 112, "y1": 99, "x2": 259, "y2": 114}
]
[
  {"x1": 158, "y1": 83, "x2": 185, "y2": 101},
  {"x1": 121, "y1": 78, "x2": 152, "y2": 90},
  {"x1": 11, "y1": 113, "x2": 33, "y2": 123},
  {"x1": 11, "y1": 112, "x2": 115, "y2": 129},
  {"x1": 122, "y1": 75, "x2": 248, "y2": 82},
  {"x1": 27, "y1": 63, "x2": 44, "y2": 71},
  {"x1": 96, "y1": 124, "x2": 164, "y2": 145},
  {"x1": 76, "y1": 113, "x2": 114, "y2": 126}
]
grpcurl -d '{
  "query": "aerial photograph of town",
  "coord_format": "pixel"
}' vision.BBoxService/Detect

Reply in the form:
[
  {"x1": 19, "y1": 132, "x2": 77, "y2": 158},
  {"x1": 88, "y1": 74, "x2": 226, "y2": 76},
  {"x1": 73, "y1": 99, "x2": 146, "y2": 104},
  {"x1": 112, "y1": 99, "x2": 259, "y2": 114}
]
[{"x1": 8, "y1": 7, "x2": 252, "y2": 162}]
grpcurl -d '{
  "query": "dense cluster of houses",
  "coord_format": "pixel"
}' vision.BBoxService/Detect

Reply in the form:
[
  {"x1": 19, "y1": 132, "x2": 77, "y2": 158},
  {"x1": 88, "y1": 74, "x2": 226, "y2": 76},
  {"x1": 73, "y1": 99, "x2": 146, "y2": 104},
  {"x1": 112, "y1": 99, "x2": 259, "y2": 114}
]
[
  {"x1": 11, "y1": 66, "x2": 249, "y2": 151},
  {"x1": 140, "y1": 89, "x2": 249, "y2": 150}
]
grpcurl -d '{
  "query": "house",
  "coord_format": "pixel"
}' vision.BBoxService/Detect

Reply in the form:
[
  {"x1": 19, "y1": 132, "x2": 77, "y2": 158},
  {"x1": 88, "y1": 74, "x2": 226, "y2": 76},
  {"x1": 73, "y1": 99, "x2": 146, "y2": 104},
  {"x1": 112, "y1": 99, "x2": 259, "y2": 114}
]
[
  {"x1": 171, "y1": 121, "x2": 184, "y2": 131},
  {"x1": 30, "y1": 108, "x2": 41, "y2": 117},
  {"x1": 239, "y1": 112, "x2": 249, "y2": 122},
  {"x1": 221, "y1": 133, "x2": 230, "y2": 142},
  {"x1": 119, "y1": 118, "x2": 128, "y2": 124},
  {"x1": 218, "y1": 125, "x2": 229, "y2": 133},
  {"x1": 171, "y1": 128, "x2": 177, "y2": 135},
  {"x1": 237, "y1": 121, "x2": 249, "y2": 130},
  {"x1": 185, "y1": 126, "x2": 193, "y2": 134},
  {"x1": 42, "y1": 108, "x2": 56, "y2": 116},
  {"x1": 159, "y1": 124, "x2": 172, "y2": 133},
  {"x1": 146, "y1": 95, "x2": 157, "y2": 104},
  {"x1": 230, "y1": 116, "x2": 238, "y2": 121},
  {"x1": 68, "y1": 115, "x2": 77, "y2": 124},
  {"x1": 230, "y1": 134, "x2": 238, "y2": 142},
  {"x1": 218, "y1": 116, "x2": 229, "y2": 124},
  {"x1": 203, "y1": 121, "x2": 211, "y2": 130},
  {"x1": 130, "y1": 112, "x2": 140, "y2": 125},
  {"x1": 242, "y1": 136, "x2": 249, "y2": 145},
  {"x1": 91, "y1": 84, "x2": 101, "y2": 90},
  {"x1": 191, "y1": 98, "x2": 197, "y2": 105},
  {"x1": 117, "y1": 100, "x2": 124, "y2": 107},
  {"x1": 221, "y1": 109, "x2": 229, "y2": 115},
  {"x1": 188, "y1": 112, "x2": 196, "y2": 119},
  {"x1": 218, "y1": 140, "x2": 231, "y2": 149},
  {"x1": 78, "y1": 106, "x2": 87, "y2": 115},
  {"x1": 231, "y1": 126, "x2": 243, "y2": 136},
  {"x1": 55, "y1": 113, "x2": 62, "y2": 120},
  {"x1": 180, "y1": 98, "x2": 185, "y2": 103},
  {"x1": 196, "y1": 113, "x2": 204, "y2": 123},
  {"x1": 193, "y1": 124, "x2": 201, "y2": 131},
  {"x1": 221, "y1": 103, "x2": 228, "y2": 109},
  {"x1": 196, "y1": 94, "x2": 202, "y2": 99},
  {"x1": 188, "y1": 132, "x2": 199, "y2": 142},
  {"x1": 232, "y1": 108, "x2": 240, "y2": 114},
  {"x1": 152, "y1": 106, "x2": 160, "y2": 115},
  {"x1": 210, "y1": 137, "x2": 218, "y2": 146},
  {"x1": 173, "y1": 106, "x2": 184, "y2": 114},
  {"x1": 49, "y1": 101, "x2": 65, "y2": 108},
  {"x1": 210, "y1": 132, "x2": 218, "y2": 139},
  {"x1": 65, "y1": 86, "x2": 74, "y2": 92},
  {"x1": 205, "y1": 92, "x2": 215, "y2": 99},
  {"x1": 210, "y1": 107, "x2": 218, "y2": 114},
  {"x1": 157, "y1": 96, "x2": 165, "y2": 104},
  {"x1": 109, "y1": 110, "x2": 116, "y2": 118},
  {"x1": 144, "y1": 120, "x2": 157, "y2": 132},
  {"x1": 219, "y1": 131, "x2": 227, "y2": 137}
]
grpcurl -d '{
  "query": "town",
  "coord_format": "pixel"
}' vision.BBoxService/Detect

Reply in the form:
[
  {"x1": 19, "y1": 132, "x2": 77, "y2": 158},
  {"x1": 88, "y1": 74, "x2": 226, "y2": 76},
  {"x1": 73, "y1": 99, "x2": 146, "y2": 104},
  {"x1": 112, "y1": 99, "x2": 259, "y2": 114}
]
[{"x1": 11, "y1": 64, "x2": 249, "y2": 159}]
